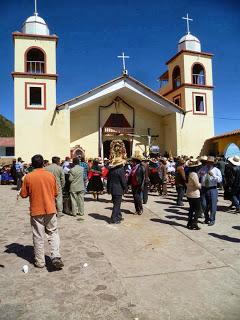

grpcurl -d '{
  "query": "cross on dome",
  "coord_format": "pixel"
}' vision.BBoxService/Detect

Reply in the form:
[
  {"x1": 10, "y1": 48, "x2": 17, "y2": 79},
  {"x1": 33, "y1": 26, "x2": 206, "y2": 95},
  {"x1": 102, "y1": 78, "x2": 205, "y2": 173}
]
[
  {"x1": 182, "y1": 13, "x2": 193, "y2": 34},
  {"x1": 34, "y1": 0, "x2": 38, "y2": 16},
  {"x1": 117, "y1": 52, "x2": 130, "y2": 75}
]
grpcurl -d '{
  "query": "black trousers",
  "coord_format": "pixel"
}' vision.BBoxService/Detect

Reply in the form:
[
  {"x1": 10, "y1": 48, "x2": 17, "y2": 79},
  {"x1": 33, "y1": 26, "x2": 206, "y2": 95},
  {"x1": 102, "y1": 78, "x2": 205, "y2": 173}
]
[
  {"x1": 142, "y1": 183, "x2": 148, "y2": 204},
  {"x1": 132, "y1": 186, "x2": 143, "y2": 213},
  {"x1": 111, "y1": 195, "x2": 122, "y2": 222},
  {"x1": 187, "y1": 197, "x2": 201, "y2": 227}
]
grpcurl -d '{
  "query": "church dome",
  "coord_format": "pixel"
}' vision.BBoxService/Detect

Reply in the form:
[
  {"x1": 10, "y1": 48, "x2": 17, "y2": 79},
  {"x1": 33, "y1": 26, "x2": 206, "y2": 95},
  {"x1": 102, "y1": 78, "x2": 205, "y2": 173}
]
[
  {"x1": 178, "y1": 33, "x2": 201, "y2": 52},
  {"x1": 22, "y1": 14, "x2": 50, "y2": 35}
]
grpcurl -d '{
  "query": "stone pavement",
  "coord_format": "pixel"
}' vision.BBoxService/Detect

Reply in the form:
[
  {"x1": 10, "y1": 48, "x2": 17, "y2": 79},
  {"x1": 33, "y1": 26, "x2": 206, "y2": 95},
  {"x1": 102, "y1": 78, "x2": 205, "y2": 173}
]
[{"x1": 0, "y1": 185, "x2": 240, "y2": 320}]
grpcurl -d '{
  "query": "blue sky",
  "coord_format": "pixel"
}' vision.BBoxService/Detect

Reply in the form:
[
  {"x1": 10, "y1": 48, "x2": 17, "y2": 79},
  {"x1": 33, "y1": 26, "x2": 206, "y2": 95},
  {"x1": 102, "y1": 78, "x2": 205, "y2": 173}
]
[{"x1": 1, "y1": 0, "x2": 240, "y2": 135}]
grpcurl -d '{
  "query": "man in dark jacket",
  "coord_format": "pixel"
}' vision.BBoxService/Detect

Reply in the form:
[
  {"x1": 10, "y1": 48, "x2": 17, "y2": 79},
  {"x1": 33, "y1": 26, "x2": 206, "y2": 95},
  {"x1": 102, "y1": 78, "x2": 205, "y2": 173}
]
[
  {"x1": 128, "y1": 155, "x2": 146, "y2": 215},
  {"x1": 225, "y1": 156, "x2": 240, "y2": 214},
  {"x1": 107, "y1": 158, "x2": 127, "y2": 224}
]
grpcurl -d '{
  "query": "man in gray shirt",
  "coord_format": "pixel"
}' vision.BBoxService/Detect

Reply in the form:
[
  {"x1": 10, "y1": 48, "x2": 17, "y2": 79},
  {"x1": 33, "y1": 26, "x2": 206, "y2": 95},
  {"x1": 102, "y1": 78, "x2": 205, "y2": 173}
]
[
  {"x1": 69, "y1": 157, "x2": 85, "y2": 216},
  {"x1": 46, "y1": 156, "x2": 65, "y2": 217}
]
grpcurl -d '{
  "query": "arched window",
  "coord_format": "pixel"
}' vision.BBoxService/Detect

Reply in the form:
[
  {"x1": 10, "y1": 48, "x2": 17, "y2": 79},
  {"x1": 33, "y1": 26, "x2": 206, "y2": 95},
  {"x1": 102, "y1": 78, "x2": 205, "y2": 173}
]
[
  {"x1": 192, "y1": 64, "x2": 205, "y2": 85},
  {"x1": 26, "y1": 48, "x2": 45, "y2": 74},
  {"x1": 172, "y1": 66, "x2": 181, "y2": 89}
]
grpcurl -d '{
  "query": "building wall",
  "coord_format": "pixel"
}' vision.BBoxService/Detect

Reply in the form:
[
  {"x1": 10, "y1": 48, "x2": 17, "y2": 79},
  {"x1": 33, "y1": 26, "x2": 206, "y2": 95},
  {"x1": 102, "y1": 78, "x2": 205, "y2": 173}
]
[
  {"x1": 204, "y1": 135, "x2": 240, "y2": 156},
  {"x1": 70, "y1": 97, "x2": 165, "y2": 158},
  {"x1": 14, "y1": 36, "x2": 70, "y2": 162}
]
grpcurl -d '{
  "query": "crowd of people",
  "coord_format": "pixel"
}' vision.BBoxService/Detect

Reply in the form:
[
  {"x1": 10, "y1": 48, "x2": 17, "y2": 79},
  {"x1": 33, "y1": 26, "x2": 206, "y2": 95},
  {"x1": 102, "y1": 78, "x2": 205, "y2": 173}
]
[{"x1": 1, "y1": 152, "x2": 239, "y2": 269}]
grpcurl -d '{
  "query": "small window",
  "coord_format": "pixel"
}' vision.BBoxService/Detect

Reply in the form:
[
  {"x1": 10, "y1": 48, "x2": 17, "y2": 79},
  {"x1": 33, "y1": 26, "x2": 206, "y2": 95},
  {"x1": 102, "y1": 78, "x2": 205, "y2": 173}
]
[
  {"x1": 193, "y1": 93, "x2": 206, "y2": 114},
  {"x1": 30, "y1": 87, "x2": 42, "y2": 105},
  {"x1": 172, "y1": 66, "x2": 181, "y2": 89},
  {"x1": 25, "y1": 82, "x2": 46, "y2": 110},
  {"x1": 192, "y1": 64, "x2": 205, "y2": 85}
]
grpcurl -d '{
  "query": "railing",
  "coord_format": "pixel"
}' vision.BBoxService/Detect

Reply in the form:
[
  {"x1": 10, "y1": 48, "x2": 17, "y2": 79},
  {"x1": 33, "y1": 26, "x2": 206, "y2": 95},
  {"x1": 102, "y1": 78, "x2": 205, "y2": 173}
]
[
  {"x1": 26, "y1": 61, "x2": 45, "y2": 74},
  {"x1": 103, "y1": 127, "x2": 134, "y2": 135},
  {"x1": 192, "y1": 74, "x2": 205, "y2": 85}
]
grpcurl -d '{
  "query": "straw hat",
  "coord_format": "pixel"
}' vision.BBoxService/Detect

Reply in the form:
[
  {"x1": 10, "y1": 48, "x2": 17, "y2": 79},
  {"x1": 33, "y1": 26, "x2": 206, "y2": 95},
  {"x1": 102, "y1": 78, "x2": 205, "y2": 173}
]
[
  {"x1": 207, "y1": 156, "x2": 215, "y2": 163},
  {"x1": 132, "y1": 151, "x2": 144, "y2": 162},
  {"x1": 200, "y1": 155, "x2": 208, "y2": 161},
  {"x1": 228, "y1": 155, "x2": 240, "y2": 166},
  {"x1": 187, "y1": 158, "x2": 202, "y2": 167},
  {"x1": 150, "y1": 158, "x2": 158, "y2": 164},
  {"x1": 111, "y1": 157, "x2": 126, "y2": 167}
]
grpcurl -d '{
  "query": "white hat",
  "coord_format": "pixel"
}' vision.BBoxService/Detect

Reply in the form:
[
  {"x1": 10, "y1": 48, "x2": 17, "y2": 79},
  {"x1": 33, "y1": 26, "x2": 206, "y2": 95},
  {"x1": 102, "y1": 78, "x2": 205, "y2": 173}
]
[{"x1": 228, "y1": 155, "x2": 240, "y2": 166}]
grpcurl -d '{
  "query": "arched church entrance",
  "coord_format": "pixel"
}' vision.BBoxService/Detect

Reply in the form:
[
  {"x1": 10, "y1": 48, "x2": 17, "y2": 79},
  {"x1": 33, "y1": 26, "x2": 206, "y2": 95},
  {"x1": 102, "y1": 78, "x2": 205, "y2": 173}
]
[{"x1": 102, "y1": 113, "x2": 133, "y2": 158}]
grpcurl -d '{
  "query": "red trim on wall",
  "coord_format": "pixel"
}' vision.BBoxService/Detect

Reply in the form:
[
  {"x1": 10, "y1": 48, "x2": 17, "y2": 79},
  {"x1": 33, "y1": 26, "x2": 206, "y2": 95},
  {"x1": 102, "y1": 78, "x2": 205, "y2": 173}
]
[
  {"x1": 163, "y1": 83, "x2": 213, "y2": 97},
  {"x1": 12, "y1": 72, "x2": 58, "y2": 80},
  {"x1": 192, "y1": 92, "x2": 207, "y2": 115},
  {"x1": 191, "y1": 62, "x2": 206, "y2": 85},
  {"x1": 173, "y1": 93, "x2": 182, "y2": 108},
  {"x1": 25, "y1": 82, "x2": 47, "y2": 110},
  {"x1": 24, "y1": 46, "x2": 47, "y2": 73},
  {"x1": 12, "y1": 32, "x2": 58, "y2": 42}
]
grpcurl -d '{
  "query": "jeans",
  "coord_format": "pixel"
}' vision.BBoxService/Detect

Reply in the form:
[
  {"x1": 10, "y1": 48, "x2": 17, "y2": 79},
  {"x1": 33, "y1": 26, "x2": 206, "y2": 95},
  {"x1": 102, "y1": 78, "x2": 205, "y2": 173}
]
[
  {"x1": 187, "y1": 197, "x2": 201, "y2": 227},
  {"x1": 16, "y1": 172, "x2": 23, "y2": 191},
  {"x1": 111, "y1": 195, "x2": 122, "y2": 222},
  {"x1": 232, "y1": 191, "x2": 240, "y2": 210},
  {"x1": 204, "y1": 187, "x2": 218, "y2": 222},
  {"x1": 176, "y1": 185, "x2": 185, "y2": 205}
]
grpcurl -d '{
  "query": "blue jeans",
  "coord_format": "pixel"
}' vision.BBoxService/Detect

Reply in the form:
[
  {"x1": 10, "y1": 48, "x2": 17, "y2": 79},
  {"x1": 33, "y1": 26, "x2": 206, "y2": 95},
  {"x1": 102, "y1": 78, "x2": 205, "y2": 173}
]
[
  {"x1": 232, "y1": 192, "x2": 240, "y2": 210},
  {"x1": 204, "y1": 187, "x2": 218, "y2": 222}
]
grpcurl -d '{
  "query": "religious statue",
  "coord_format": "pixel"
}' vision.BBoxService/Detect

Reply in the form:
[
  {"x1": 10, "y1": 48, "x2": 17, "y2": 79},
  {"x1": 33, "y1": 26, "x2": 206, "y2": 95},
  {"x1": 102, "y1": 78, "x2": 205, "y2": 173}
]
[{"x1": 109, "y1": 140, "x2": 127, "y2": 162}]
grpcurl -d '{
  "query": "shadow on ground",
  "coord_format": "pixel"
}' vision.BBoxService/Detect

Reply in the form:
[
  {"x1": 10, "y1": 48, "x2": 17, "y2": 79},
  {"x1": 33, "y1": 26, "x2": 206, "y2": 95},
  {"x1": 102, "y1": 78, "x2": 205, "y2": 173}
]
[
  {"x1": 150, "y1": 218, "x2": 186, "y2": 228},
  {"x1": 208, "y1": 233, "x2": 240, "y2": 243},
  {"x1": 104, "y1": 207, "x2": 133, "y2": 215},
  {"x1": 4, "y1": 243, "x2": 60, "y2": 272},
  {"x1": 88, "y1": 213, "x2": 111, "y2": 223},
  {"x1": 232, "y1": 226, "x2": 240, "y2": 231}
]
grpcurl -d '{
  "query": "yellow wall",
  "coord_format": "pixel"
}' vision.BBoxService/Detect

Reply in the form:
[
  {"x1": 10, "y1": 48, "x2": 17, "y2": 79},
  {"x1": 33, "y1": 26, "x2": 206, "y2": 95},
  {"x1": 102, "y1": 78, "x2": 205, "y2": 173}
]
[
  {"x1": 70, "y1": 97, "x2": 165, "y2": 158},
  {"x1": 204, "y1": 135, "x2": 240, "y2": 155},
  {"x1": 14, "y1": 37, "x2": 70, "y2": 162}
]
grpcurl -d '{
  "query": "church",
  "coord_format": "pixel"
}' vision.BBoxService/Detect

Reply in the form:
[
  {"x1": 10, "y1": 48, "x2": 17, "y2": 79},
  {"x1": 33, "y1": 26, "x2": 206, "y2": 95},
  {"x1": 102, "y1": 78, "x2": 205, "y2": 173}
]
[{"x1": 13, "y1": 8, "x2": 214, "y2": 162}]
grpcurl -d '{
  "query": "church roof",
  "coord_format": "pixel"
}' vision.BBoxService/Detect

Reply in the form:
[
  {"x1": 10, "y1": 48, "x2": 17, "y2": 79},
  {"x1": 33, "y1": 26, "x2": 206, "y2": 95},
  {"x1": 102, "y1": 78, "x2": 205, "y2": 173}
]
[
  {"x1": 206, "y1": 129, "x2": 240, "y2": 141},
  {"x1": 57, "y1": 74, "x2": 184, "y2": 116}
]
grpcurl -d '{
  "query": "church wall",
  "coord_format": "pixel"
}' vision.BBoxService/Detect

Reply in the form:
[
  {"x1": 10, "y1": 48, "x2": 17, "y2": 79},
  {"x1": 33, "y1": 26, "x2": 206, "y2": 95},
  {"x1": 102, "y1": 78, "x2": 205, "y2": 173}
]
[
  {"x1": 175, "y1": 87, "x2": 214, "y2": 156},
  {"x1": 70, "y1": 105, "x2": 99, "y2": 158},
  {"x1": 14, "y1": 37, "x2": 56, "y2": 74},
  {"x1": 162, "y1": 113, "x2": 178, "y2": 156},
  {"x1": 14, "y1": 77, "x2": 70, "y2": 162},
  {"x1": 132, "y1": 103, "x2": 164, "y2": 155}
]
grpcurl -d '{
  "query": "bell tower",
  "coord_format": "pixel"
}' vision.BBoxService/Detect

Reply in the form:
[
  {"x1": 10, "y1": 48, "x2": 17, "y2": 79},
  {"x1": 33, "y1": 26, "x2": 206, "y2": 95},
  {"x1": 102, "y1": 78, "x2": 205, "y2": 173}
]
[
  {"x1": 13, "y1": 2, "x2": 70, "y2": 161},
  {"x1": 159, "y1": 14, "x2": 214, "y2": 156}
]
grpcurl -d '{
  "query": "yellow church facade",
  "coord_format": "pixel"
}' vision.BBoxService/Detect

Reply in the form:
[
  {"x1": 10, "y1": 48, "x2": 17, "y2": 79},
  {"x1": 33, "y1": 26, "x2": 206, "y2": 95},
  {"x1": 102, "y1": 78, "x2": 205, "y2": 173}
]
[{"x1": 13, "y1": 10, "x2": 214, "y2": 162}]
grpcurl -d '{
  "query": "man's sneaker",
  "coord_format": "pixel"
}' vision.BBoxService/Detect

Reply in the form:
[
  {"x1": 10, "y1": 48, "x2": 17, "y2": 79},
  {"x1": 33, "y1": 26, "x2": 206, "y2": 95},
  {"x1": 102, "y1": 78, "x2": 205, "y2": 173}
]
[
  {"x1": 208, "y1": 221, "x2": 215, "y2": 226},
  {"x1": 52, "y1": 257, "x2": 64, "y2": 269}
]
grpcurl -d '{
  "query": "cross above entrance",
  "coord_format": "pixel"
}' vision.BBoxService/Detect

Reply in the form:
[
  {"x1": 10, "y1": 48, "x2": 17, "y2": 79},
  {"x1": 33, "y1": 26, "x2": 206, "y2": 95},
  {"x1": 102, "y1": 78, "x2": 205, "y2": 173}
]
[
  {"x1": 182, "y1": 13, "x2": 193, "y2": 34},
  {"x1": 117, "y1": 52, "x2": 130, "y2": 75}
]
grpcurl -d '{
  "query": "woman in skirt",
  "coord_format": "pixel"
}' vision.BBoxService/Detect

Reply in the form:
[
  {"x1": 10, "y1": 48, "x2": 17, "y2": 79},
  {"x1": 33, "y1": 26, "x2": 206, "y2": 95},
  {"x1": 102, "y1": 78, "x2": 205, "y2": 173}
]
[{"x1": 87, "y1": 159, "x2": 103, "y2": 200}]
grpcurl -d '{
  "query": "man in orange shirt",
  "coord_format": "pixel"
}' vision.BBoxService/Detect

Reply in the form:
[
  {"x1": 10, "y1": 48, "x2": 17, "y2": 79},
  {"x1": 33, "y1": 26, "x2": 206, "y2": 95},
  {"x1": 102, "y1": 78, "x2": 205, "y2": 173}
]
[{"x1": 20, "y1": 154, "x2": 64, "y2": 269}]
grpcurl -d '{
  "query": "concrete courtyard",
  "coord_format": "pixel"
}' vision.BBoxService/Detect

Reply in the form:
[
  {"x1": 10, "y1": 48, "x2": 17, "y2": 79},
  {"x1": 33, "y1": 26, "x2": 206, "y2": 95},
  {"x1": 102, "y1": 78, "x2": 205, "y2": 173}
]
[{"x1": 0, "y1": 185, "x2": 239, "y2": 320}]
